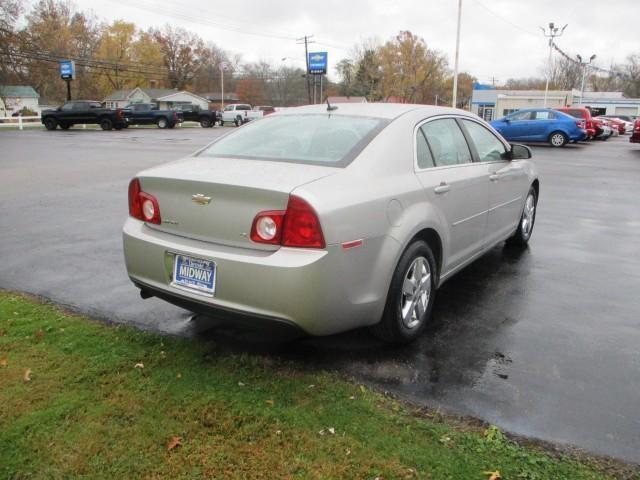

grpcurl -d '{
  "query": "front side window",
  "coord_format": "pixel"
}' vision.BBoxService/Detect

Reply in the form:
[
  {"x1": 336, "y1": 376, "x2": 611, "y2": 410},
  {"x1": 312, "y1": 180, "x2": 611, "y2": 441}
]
[
  {"x1": 461, "y1": 120, "x2": 508, "y2": 162},
  {"x1": 421, "y1": 118, "x2": 472, "y2": 167},
  {"x1": 73, "y1": 102, "x2": 88, "y2": 111},
  {"x1": 61, "y1": 103, "x2": 74, "y2": 111},
  {"x1": 199, "y1": 114, "x2": 388, "y2": 167}
]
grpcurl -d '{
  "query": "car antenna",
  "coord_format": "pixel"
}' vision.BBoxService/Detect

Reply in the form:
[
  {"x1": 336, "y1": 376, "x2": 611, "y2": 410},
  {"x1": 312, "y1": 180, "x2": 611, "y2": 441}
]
[{"x1": 326, "y1": 99, "x2": 338, "y2": 111}]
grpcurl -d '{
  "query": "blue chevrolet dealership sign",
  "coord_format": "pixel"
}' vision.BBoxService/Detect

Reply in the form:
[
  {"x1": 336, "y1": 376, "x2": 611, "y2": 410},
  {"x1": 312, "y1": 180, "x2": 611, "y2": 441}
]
[
  {"x1": 308, "y1": 52, "x2": 327, "y2": 75},
  {"x1": 59, "y1": 60, "x2": 75, "y2": 80}
]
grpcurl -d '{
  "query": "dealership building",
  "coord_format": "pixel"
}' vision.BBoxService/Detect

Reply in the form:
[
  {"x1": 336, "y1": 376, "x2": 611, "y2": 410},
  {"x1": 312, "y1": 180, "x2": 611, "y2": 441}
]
[{"x1": 471, "y1": 84, "x2": 640, "y2": 121}]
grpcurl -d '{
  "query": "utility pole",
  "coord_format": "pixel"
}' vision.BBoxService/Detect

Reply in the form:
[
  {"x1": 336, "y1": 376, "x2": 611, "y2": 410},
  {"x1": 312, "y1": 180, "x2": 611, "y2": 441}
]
[
  {"x1": 576, "y1": 53, "x2": 596, "y2": 105},
  {"x1": 219, "y1": 61, "x2": 229, "y2": 110},
  {"x1": 540, "y1": 22, "x2": 567, "y2": 107},
  {"x1": 452, "y1": 0, "x2": 462, "y2": 108},
  {"x1": 296, "y1": 35, "x2": 314, "y2": 104}
]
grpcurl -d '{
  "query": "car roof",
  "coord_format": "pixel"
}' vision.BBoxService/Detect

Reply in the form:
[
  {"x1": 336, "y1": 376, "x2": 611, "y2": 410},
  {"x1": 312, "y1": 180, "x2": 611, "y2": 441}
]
[{"x1": 276, "y1": 103, "x2": 470, "y2": 120}]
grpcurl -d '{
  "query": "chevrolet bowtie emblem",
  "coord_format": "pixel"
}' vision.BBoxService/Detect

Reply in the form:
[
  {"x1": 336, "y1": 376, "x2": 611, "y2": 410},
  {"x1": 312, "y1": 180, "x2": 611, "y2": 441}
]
[{"x1": 191, "y1": 194, "x2": 212, "y2": 205}]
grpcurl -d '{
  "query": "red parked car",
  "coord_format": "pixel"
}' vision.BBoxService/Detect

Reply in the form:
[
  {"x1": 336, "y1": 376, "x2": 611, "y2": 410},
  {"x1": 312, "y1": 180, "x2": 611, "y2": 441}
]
[
  {"x1": 631, "y1": 120, "x2": 640, "y2": 143},
  {"x1": 556, "y1": 106, "x2": 597, "y2": 139}
]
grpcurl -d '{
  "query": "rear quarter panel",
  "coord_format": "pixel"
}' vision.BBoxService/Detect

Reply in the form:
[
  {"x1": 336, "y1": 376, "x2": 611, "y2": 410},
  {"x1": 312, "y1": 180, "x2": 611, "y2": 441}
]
[{"x1": 292, "y1": 110, "x2": 451, "y2": 319}]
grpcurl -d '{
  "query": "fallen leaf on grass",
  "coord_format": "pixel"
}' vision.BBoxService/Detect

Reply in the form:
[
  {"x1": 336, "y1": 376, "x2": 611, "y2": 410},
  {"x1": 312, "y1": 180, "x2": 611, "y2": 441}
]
[
  {"x1": 483, "y1": 470, "x2": 501, "y2": 480},
  {"x1": 238, "y1": 381, "x2": 245, "y2": 387},
  {"x1": 166, "y1": 436, "x2": 182, "y2": 451},
  {"x1": 23, "y1": 369, "x2": 31, "y2": 382},
  {"x1": 176, "y1": 373, "x2": 182, "y2": 379},
  {"x1": 265, "y1": 399, "x2": 274, "y2": 406},
  {"x1": 0, "y1": 358, "x2": 7, "y2": 367},
  {"x1": 134, "y1": 363, "x2": 144, "y2": 369}
]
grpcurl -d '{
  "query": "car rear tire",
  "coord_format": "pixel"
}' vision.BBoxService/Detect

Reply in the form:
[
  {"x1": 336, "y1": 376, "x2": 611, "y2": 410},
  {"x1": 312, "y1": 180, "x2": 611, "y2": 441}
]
[
  {"x1": 100, "y1": 118, "x2": 113, "y2": 131},
  {"x1": 200, "y1": 117, "x2": 212, "y2": 128},
  {"x1": 507, "y1": 186, "x2": 537, "y2": 246},
  {"x1": 44, "y1": 118, "x2": 57, "y2": 130},
  {"x1": 549, "y1": 131, "x2": 567, "y2": 147},
  {"x1": 157, "y1": 117, "x2": 168, "y2": 129},
  {"x1": 370, "y1": 240, "x2": 437, "y2": 344}
]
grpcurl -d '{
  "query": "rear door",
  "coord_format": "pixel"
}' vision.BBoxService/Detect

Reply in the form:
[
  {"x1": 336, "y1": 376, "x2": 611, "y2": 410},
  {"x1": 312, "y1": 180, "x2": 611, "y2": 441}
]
[
  {"x1": 460, "y1": 118, "x2": 529, "y2": 245},
  {"x1": 71, "y1": 101, "x2": 92, "y2": 123},
  {"x1": 414, "y1": 117, "x2": 489, "y2": 272},
  {"x1": 530, "y1": 110, "x2": 556, "y2": 140}
]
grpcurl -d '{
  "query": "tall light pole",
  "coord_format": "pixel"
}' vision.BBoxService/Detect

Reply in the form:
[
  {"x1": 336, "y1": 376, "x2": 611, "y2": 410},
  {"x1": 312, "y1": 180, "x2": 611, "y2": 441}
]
[
  {"x1": 576, "y1": 54, "x2": 596, "y2": 105},
  {"x1": 540, "y1": 22, "x2": 567, "y2": 107},
  {"x1": 219, "y1": 61, "x2": 229, "y2": 109},
  {"x1": 451, "y1": 0, "x2": 462, "y2": 108}
]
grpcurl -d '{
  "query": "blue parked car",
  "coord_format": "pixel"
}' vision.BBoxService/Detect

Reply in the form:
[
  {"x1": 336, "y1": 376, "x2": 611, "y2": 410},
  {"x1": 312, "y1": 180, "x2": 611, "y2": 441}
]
[{"x1": 490, "y1": 108, "x2": 587, "y2": 147}]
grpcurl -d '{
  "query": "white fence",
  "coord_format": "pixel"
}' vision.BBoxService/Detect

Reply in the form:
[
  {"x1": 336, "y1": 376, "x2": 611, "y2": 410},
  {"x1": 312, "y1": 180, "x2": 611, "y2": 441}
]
[{"x1": 0, "y1": 116, "x2": 42, "y2": 129}]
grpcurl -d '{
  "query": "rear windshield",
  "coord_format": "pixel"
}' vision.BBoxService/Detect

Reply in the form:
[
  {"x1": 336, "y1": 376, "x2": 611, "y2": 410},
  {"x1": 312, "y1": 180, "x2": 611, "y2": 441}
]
[
  {"x1": 199, "y1": 114, "x2": 389, "y2": 167},
  {"x1": 565, "y1": 109, "x2": 585, "y2": 118}
]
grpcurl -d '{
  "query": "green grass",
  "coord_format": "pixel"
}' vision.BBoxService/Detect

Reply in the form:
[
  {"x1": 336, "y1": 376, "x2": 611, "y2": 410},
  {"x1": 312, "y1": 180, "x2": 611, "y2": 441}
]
[{"x1": 0, "y1": 291, "x2": 636, "y2": 480}]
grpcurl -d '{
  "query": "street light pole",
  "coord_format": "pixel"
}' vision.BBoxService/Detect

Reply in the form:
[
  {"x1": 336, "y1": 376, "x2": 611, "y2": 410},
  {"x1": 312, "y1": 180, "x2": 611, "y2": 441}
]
[
  {"x1": 452, "y1": 0, "x2": 462, "y2": 108},
  {"x1": 540, "y1": 22, "x2": 567, "y2": 108},
  {"x1": 577, "y1": 54, "x2": 596, "y2": 105}
]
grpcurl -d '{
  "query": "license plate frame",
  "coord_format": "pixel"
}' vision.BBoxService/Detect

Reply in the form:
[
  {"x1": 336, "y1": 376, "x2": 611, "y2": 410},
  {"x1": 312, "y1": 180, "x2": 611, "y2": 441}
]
[{"x1": 171, "y1": 254, "x2": 216, "y2": 296}]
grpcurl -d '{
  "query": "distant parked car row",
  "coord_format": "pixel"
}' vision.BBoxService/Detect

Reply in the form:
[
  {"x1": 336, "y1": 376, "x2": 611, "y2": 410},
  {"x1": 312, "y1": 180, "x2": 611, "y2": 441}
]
[
  {"x1": 490, "y1": 106, "x2": 636, "y2": 147},
  {"x1": 41, "y1": 100, "x2": 273, "y2": 131}
]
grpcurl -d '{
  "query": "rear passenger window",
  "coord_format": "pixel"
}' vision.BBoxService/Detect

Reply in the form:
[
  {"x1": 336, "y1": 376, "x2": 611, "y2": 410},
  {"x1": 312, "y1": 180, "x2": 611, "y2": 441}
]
[
  {"x1": 421, "y1": 119, "x2": 472, "y2": 167},
  {"x1": 534, "y1": 111, "x2": 555, "y2": 120},
  {"x1": 416, "y1": 128, "x2": 435, "y2": 169},
  {"x1": 461, "y1": 120, "x2": 507, "y2": 162}
]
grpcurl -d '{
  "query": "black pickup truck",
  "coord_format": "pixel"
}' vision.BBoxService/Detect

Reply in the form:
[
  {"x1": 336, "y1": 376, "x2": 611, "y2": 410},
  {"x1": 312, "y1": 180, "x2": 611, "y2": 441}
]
[
  {"x1": 41, "y1": 100, "x2": 129, "y2": 131},
  {"x1": 123, "y1": 103, "x2": 181, "y2": 129},
  {"x1": 173, "y1": 105, "x2": 220, "y2": 128}
]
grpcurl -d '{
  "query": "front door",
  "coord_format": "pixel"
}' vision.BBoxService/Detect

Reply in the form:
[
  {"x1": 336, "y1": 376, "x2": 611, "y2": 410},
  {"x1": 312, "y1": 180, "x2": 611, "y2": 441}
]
[
  {"x1": 414, "y1": 117, "x2": 489, "y2": 273},
  {"x1": 460, "y1": 119, "x2": 529, "y2": 245}
]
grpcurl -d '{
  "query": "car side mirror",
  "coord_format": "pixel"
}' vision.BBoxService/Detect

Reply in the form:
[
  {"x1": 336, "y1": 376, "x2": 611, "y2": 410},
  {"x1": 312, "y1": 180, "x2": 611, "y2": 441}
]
[
  {"x1": 510, "y1": 144, "x2": 532, "y2": 160},
  {"x1": 504, "y1": 118, "x2": 511, "y2": 123}
]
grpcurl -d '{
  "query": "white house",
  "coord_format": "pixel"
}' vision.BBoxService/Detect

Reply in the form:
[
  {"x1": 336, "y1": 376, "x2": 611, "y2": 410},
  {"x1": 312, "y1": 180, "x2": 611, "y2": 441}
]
[
  {"x1": 0, "y1": 86, "x2": 40, "y2": 116},
  {"x1": 103, "y1": 87, "x2": 209, "y2": 110}
]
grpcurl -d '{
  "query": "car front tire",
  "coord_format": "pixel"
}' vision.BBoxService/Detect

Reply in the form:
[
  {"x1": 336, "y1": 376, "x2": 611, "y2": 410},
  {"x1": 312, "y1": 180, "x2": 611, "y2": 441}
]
[
  {"x1": 44, "y1": 118, "x2": 57, "y2": 130},
  {"x1": 100, "y1": 118, "x2": 113, "y2": 131},
  {"x1": 371, "y1": 240, "x2": 437, "y2": 344},
  {"x1": 549, "y1": 131, "x2": 567, "y2": 147},
  {"x1": 507, "y1": 186, "x2": 537, "y2": 246},
  {"x1": 200, "y1": 118, "x2": 212, "y2": 128}
]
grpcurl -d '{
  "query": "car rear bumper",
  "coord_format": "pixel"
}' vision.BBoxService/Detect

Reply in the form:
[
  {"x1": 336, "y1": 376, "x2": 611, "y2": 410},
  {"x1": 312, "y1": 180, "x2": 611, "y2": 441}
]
[
  {"x1": 122, "y1": 218, "x2": 387, "y2": 335},
  {"x1": 570, "y1": 129, "x2": 587, "y2": 141}
]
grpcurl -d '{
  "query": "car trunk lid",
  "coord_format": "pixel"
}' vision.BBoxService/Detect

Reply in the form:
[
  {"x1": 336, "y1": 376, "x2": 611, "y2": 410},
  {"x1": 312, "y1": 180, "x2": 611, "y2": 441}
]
[{"x1": 137, "y1": 156, "x2": 336, "y2": 250}]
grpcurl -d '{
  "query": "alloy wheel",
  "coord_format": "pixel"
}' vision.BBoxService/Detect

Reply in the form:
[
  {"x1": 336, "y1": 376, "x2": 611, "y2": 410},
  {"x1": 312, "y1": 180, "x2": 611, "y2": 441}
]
[
  {"x1": 521, "y1": 193, "x2": 536, "y2": 238},
  {"x1": 400, "y1": 256, "x2": 431, "y2": 329}
]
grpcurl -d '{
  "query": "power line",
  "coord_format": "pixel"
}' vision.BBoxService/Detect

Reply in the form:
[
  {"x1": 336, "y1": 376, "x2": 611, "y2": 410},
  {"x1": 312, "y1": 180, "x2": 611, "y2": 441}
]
[
  {"x1": 468, "y1": 0, "x2": 538, "y2": 37},
  {"x1": 107, "y1": 0, "x2": 298, "y2": 41}
]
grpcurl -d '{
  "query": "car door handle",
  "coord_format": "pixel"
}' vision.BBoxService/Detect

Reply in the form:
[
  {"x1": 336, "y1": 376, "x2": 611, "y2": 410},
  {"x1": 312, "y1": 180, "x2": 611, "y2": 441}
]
[
  {"x1": 434, "y1": 183, "x2": 450, "y2": 194},
  {"x1": 489, "y1": 174, "x2": 500, "y2": 182}
]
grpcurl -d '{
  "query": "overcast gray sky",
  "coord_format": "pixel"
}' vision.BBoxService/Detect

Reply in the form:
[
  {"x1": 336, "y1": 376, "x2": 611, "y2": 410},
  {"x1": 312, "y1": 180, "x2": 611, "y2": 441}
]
[{"x1": 74, "y1": 0, "x2": 638, "y2": 83}]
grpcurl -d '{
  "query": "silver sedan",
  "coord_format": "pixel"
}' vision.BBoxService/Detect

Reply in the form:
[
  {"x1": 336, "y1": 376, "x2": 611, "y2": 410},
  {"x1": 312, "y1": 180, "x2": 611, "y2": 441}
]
[{"x1": 123, "y1": 104, "x2": 538, "y2": 343}]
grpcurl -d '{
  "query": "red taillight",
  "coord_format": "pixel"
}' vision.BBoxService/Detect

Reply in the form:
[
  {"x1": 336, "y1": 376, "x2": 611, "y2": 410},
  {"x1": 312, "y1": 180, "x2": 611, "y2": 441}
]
[
  {"x1": 116, "y1": 108, "x2": 124, "y2": 118},
  {"x1": 128, "y1": 178, "x2": 161, "y2": 224},
  {"x1": 250, "y1": 195, "x2": 325, "y2": 249}
]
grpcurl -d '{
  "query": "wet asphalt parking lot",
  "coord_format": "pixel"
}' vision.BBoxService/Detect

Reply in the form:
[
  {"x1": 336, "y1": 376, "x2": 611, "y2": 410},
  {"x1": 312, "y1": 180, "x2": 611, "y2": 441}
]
[{"x1": 1, "y1": 127, "x2": 639, "y2": 463}]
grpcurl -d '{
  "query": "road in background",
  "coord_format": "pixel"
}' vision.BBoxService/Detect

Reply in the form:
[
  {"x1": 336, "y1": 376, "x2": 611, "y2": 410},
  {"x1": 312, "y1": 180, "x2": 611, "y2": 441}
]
[{"x1": 1, "y1": 129, "x2": 639, "y2": 463}]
